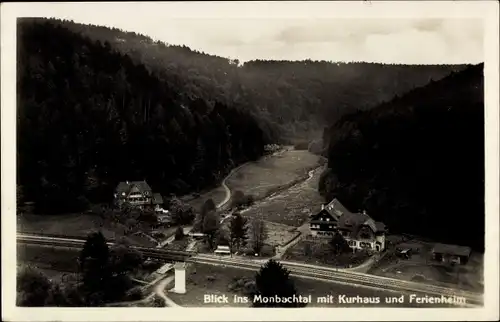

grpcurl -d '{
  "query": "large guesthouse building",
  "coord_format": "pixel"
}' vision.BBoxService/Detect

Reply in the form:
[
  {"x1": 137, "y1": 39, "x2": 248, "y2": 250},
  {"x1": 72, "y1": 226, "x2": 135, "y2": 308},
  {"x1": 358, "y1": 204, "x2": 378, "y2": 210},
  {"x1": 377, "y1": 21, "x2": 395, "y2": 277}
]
[
  {"x1": 114, "y1": 180, "x2": 163, "y2": 210},
  {"x1": 309, "y1": 198, "x2": 350, "y2": 237},
  {"x1": 309, "y1": 198, "x2": 387, "y2": 252}
]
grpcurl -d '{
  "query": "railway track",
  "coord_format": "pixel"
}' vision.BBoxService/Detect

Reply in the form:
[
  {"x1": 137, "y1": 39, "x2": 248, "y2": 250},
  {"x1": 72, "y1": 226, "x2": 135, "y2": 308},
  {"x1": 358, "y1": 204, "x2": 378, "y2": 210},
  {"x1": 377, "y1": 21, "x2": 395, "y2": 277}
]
[
  {"x1": 189, "y1": 254, "x2": 483, "y2": 306},
  {"x1": 17, "y1": 233, "x2": 194, "y2": 262},
  {"x1": 17, "y1": 233, "x2": 483, "y2": 306}
]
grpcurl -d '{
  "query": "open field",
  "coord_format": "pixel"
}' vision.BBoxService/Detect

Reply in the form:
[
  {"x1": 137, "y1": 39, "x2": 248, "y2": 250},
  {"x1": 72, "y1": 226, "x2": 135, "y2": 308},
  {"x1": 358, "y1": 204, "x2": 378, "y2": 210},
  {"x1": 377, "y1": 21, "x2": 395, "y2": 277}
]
[
  {"x1": 263, "y1": 221, "x2": 301, "y2": 247},
  {"x1": 282, "y1": 239, "x2": 372, "y2": 268},
  {"x1": 242, "y1": 166, "x2": 325, "y2": 227},
  {"x1": 167, "y1": 263, "x2": 459, "y2": 308},
  {"x1": 225, "y1": 150, "x2": 322, "y2": 201},
  {"x1": 164, "y1": 238, "x2": 190, "y2": 251},
  {"x1": 368, "y1": 237, "x2": 484, "y2": 293},
  {"x1": 216, "y1": 218, "x2": 297, "y2": 252},
  {"x1": 180, "y1": 186, "x2": 227, "y2": 212},
  {"x1": 25, "y1": 267, "x2": 78, "y2": 283},
  {"x1": 17, "y1": 244, "x2": 161, "y2": 284},
  {"x1": 167, "y1": 263, "x2": 251, "y2": 307},
  {"x1": 18, "y1": 244, "x2": 80, "y2": 273},
  {"x1": 17, "y1": 213, "x2": 158, "y2": 247}
]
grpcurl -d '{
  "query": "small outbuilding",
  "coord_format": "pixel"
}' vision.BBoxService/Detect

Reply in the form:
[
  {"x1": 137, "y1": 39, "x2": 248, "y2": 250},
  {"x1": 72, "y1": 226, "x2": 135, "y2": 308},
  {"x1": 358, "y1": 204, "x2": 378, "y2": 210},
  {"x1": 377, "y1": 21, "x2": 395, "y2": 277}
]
[
  {"x1": 214, "y1": 245, "x2": 231, "y2": 256},
  {"x1": 431, "y1": 243, "x2": 471, "y2": 265}
]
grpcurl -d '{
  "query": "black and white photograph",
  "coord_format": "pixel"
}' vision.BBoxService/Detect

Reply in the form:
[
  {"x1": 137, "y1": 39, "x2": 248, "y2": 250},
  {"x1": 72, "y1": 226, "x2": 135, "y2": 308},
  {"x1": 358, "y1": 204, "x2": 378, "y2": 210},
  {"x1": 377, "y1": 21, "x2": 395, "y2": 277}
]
[{"x1": 2, "y1": 1, "x2": 499, "y2": 321}]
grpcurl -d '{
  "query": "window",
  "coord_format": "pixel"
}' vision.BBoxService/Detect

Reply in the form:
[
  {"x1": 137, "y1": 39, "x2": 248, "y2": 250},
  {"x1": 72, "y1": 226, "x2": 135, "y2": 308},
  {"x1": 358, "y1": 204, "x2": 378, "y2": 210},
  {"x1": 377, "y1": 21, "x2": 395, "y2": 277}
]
[
  {"x1": 326, "y1": 218, "x2": 330, "y2": 221},
  {"x1": 360, "y1": 242, "x2": 372, "y2": 249},
  {"x1": 360, "y1": 233, "x2": 371, "y2": 239}
]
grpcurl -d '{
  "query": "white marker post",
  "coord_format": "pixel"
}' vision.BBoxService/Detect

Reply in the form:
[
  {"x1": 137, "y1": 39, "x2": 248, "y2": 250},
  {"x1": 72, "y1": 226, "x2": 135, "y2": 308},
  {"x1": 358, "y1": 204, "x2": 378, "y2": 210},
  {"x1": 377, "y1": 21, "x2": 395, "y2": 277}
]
[{"x1": 172, "y1": 262, "x2": 186, "y2": 294}]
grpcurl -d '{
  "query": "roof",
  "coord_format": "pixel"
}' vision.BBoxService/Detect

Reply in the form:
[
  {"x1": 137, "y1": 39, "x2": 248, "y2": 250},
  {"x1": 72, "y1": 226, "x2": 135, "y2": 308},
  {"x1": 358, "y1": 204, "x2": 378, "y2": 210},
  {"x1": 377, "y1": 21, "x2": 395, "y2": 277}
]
[
  {"x1": 337, "y1": 212, "x2": 385, "y2": 238},
  {"x1": 311, "y1": 198, "x2": 352, "y2": 222},
  {"x1": 158, "y1": 215, "x2": 173, "y2": 223},
  {"x1": 152, "y1": 193, "x2": 164, "y2": 205},
  {"x1": 188, "y1": 232, "x2": 206, "y2": 237},
  {"x1": 338, "y1": 212, "x2": 370, "y2": 229},
  {"x1": 432, "y1": 243, "x2": 471, "y2": 257},
  {"x1": 310, "y1": 209, "x2": 338, "y2": 223},
  {"x1": 215, "y1": 245, "x2": 231, "y2": 254},
  {"x1": 325, "y1": 198, "x2": 351, "y2": 217},
  {"x1": 116, "y1": 181, "x2": 152, "y2": 193}
]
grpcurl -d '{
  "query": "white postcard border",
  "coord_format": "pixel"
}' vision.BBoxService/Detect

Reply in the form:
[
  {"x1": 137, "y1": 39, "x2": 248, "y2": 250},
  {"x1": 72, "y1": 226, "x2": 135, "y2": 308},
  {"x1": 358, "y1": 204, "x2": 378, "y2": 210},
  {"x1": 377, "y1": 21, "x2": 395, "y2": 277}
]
[{"x1": 2, "y1": 1, "x2": 499, "y2": 321}]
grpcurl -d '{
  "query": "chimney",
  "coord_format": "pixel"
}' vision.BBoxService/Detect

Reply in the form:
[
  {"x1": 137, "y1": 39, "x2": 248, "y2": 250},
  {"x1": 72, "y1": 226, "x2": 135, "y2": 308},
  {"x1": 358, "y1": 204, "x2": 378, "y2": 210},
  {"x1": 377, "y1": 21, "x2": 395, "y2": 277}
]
[
  {"x1": 126, "y1": 180, "x2": 129, "y2": 185},
  {"x1": 321, "y1": 204, "x2": 325, "y2": 210}
]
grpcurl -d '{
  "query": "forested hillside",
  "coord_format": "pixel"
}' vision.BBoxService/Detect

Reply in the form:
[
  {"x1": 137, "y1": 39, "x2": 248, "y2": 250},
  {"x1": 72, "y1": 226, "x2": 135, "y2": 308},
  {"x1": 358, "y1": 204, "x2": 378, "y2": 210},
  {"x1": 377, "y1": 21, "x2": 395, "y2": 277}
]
[
  {"x1": 17, "y1": 20, "x2": 269, "y2": 214},
  {"x1": 17, "y1": 18, "x2": 467, "y2": 215},
  {"x1": 49, "y1": 18, "x2": 466, "y2": 141},
  {"x1": 319, "y1": 64, "x2": 485, "y2": 250}
]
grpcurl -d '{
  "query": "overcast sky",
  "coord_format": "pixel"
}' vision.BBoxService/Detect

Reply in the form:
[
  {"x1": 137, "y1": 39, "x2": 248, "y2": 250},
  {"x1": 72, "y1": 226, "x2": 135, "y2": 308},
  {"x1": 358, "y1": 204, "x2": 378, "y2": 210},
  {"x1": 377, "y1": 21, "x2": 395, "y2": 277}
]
[
  {"x1": 66, "y1": 16, "x2": 484, "y2": 64},
  {"x1": 13, "y1": 3, "x2": 485, "y2": 64}
]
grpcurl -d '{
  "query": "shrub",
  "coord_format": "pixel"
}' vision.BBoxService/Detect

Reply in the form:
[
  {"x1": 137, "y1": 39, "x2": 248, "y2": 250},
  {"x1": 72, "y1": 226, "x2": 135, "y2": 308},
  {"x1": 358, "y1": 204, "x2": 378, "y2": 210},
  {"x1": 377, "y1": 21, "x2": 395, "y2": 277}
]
[
  {"x1": 259, "y1": 244, "x2": 275, "y2": 257},
  {"x1": 138, "y1": 211, "x2": 158, "y2": 223},
  {"x1": 125, "y1": 286, "x2": 144, "y2": 301},
  {"x1": 411, "y1": 274, "x2": 426, "y2": 282},
  {"x1": 152, "y1": 295, "x2": 164, "y2": 307},
  {"x1": 294, "y1": 140, "x2": 310, "y2": 150},
  {"x1": 231, "y1": 191, "x2": 255, "y2": 209},
  {"x1": 152, "y1": 232, "x2": 165, "y2": 239},
  {"x1": 174, "y1": 226, "x2": 184, "y2": 240},
  {"x1": 243, "y1": 280, "x2": 257, "y2": 296}
]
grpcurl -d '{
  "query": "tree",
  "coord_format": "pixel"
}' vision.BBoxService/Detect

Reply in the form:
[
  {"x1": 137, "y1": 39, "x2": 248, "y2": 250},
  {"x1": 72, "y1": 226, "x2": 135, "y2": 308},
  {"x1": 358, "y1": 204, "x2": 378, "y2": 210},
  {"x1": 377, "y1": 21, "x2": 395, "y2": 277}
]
[
  {"x1": 202, "y1": 210, "x2": 220, "y2": 250},
  {"x1": 201, "y1": 198, "x2": 216, "y2": 219},
  {"x1": 329, "y1": 232, "x2": 351, "y2": 255},
  {"x1": 216, "y1": 230, "x2": 230, "y2": 247},
  {"x1": 16, "y1": 265, "x2": 72, "y2": 307},
  {"x1": 303, "y1": 242, "x2": 313, "y2": 256},
  {"x1": 16, "y1": 266, "x2": 53, "y2": 306},
  {"x1": 250, "y1": 218, "x2": 267, "y2": 255},
  {"x1": 192, "y1": 137, "x2": 207, "y2": 182},
  {"x1": 229, "y1": 212, "x2": 248, "y2": 252},
  {"x1": 109, "y1": 242, "x2": 143, "y2": 275},
  {"x1": 252, "y1": 259, "x2": 302, "y2": 307},
  {"x1": 231, "y1": 190, "x2": 245, "y2": 208},
  {"x1": 124, "y1": 218, "x2": 138, "y2": 234},
  {"x1": 169, "y1": 197, "x2": 196, "y2": 225},
  {"x1": 174, "y1": 225, "x2": 185, "y2": 240},
  {"x1": 79, "y1": 231, "x2": 111, "y2": 305}
]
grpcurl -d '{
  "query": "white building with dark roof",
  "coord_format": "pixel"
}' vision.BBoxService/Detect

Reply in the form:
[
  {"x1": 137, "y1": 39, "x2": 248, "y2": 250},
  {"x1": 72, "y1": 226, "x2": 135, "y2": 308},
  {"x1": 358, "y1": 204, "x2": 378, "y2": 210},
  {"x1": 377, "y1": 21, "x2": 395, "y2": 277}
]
[
  {"x1": 309, "y1": 198, "x2": 387, "y2": 252},
  {"x1": 114, "y1": 180, "x2": 164, "y2": 210},
  {"x1": 431, "y1": 243, "x2": 471, "y2": 265},
  {"x1": 337, "y1": 211, "x2": 386, "y2": 252}
]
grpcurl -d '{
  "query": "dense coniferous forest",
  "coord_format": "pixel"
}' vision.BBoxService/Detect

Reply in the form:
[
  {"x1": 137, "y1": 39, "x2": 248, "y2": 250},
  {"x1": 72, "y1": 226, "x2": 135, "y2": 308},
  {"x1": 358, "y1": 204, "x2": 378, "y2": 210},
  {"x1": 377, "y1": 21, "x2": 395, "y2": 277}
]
[
  {"x1": 47, "y1": 18, "x2": 466, "y2": 140},
  {"x1": 17, "y1": 20, "x2": 268, "y2": 214},
  {"x1": 319, "y1": 64, "x2": 485, "y2": 250},
  {"x1": 17, "y1": 18, "x2": 467, "y2": 216}
]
